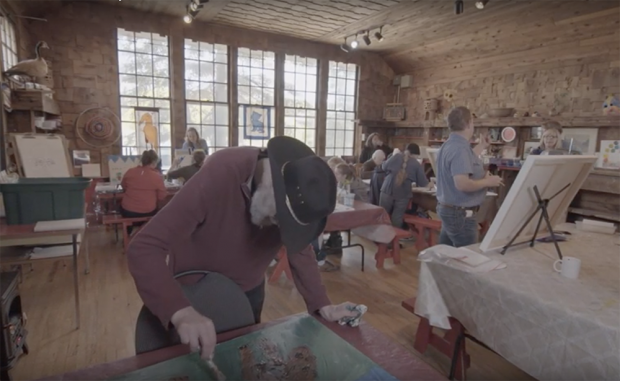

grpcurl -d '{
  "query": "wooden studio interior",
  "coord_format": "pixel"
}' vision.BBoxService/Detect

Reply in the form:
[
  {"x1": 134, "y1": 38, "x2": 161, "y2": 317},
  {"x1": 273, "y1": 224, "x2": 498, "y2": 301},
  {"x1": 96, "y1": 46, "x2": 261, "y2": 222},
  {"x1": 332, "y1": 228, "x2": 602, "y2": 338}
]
[{"x1": 0, "y1": 0, "x2": 619, "y2": 380}]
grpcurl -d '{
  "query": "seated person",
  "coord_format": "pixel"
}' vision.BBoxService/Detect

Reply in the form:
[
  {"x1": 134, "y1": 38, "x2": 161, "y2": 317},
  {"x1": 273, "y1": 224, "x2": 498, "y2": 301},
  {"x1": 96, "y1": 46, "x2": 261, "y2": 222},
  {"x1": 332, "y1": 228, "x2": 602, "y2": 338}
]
[
  {"x1": 369, "y1": 152, "x2": 387, "y2": 206},
  {"x1": 380, "y1": 143, "x2": 429, "y2": 232},
  {"x1": 167, "y1": 150, "x2": 206, "y2": 184},
  {"x1": 360, "y1": 149, "x2": 386, "y2": 180},
  {"x1": 322, "y1": 156, "x2": 347, "y2": 254},
  {"x1": 182, "y1": 127, "x2": 209, "y2": 154},
  {"x1": 334, "y1": 163, "x2": 370, "y2": 203},
  {"x1": 120, "y1": 150, "x2": 167, "y2": 234},
  {"x1": 530, "y1": 121, "x2": 581, "y2": 155}
]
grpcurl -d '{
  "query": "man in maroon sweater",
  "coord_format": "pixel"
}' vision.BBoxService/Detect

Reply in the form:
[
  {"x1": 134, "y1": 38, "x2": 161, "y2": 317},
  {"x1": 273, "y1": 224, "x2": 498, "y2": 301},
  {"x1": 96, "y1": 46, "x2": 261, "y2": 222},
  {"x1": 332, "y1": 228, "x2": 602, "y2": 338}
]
[{"x1": 127, "y1": 136, "x2": 359, "y2": 361}]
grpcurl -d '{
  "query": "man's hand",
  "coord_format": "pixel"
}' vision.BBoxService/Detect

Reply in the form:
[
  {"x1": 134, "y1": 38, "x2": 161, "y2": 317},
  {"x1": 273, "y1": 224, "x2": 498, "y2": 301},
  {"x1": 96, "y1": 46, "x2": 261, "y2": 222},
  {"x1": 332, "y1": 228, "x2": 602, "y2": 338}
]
[
  {"x1": 483, "y1": 171, "x2": 504, "y2": 187},
  {"x1": 319, "y1": 302, "x2": 359, "y2": 322},
  {"x1": 170, "y1": 306, "x2": 216, "y2": 360}
]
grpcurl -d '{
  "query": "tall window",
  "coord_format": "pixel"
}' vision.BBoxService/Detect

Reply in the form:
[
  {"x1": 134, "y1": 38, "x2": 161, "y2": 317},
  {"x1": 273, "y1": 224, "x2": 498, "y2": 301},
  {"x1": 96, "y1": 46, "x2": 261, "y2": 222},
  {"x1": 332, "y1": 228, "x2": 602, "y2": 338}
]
[
  {"x1": 325, "y1": 61, "x2": 358, "y2": 157},
  {"x1": 116, "y1": 28, "x2": 172, "y2": 168},
  {"x1": 284, "y1": 55, "x2": 317, "y2": 151},
  {"x1": 237, "y1": 48, "x2": 275, "y2": 148},
  {"x1": 185, "y1": 40, "x2": 229, "y2": 152},
  {"x1": 0, "y1": 16, "x2": 17, "y2": 72}
]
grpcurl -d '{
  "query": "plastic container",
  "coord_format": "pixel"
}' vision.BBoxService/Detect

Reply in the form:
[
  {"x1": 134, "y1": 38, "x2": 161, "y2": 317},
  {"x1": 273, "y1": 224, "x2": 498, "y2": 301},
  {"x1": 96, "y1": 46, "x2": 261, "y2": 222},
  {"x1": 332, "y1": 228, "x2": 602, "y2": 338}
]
[{"x1": 0, "y1": 177, "x2": 91, "y2": 225}]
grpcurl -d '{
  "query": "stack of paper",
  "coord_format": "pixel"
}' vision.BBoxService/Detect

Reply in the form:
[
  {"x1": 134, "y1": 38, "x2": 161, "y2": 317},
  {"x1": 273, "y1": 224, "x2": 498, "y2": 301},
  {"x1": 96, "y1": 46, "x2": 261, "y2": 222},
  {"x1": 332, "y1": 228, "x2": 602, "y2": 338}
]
[
  {"x1": 34, "y1": 219, "x2": 85, "y2": 232},
  {"x1": 418, "y1": 244, "x2": 506, "y2": 273}
]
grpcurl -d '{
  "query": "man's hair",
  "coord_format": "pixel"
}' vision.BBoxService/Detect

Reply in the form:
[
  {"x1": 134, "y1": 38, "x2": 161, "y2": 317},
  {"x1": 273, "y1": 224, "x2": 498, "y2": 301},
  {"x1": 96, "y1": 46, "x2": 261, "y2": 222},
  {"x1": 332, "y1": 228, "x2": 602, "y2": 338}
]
[
  {"x1": 406, "y1": 143, "x2": 421, "y2": 155},
  {"x1": 140, "y1": 149, "x2": 159, "y2": 166},
  {"x1": 541, "y1": 120, "x2": 563, "y2": 134},
  {"x1": 371, "y1": 149, "x2": 385, "y2": 160},
  {"x1": 192, "y1": 150, "x2": 206, "y2": 166},
  {"x1": 446, "y1": 106, "x2": 472, "y2": 131}
]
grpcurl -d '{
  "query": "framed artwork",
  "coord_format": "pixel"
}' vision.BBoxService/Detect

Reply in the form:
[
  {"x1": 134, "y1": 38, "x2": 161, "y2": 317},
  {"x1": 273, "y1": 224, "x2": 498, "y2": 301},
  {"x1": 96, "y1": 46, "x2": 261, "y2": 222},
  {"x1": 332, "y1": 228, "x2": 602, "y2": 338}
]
[
  {"x1": 72, "y1": 150, "x2": 90, "y2": 167},
  {"x1": 522, "y1": 141, "x2": 539, "y2": 159},
  {"x1": 135, "y1": 107, "x2": 160, "y2": 151},
  {"x1": 480, "y1": 155, "x2": 597, "y2": 252},
  {"x1": 599, "y1": 140, "x2": 620, "y2": 169},
  {"x1": 383, "y1": 104, "x2": 406, "y2": 121},
  {"x1": 243, "y1": 105, "x2": 272, "y2": 140},
  {"x1": 562, "y1": 128, "x2": 598, "y2": 155}
]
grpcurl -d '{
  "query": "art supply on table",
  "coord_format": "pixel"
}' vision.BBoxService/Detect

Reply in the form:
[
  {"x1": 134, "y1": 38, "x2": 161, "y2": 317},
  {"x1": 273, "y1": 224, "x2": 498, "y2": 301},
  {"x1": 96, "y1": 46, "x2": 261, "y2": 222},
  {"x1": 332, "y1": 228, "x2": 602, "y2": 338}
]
[
  {"x1": 343, "y1": 192, "x2": 355, "y2": 207},
  {"x1": 338, "y1": 304, "x2": 368, "y2": 327},
  {"x1": 553, "y1": 256, "x2": 581, "y2": 279}
]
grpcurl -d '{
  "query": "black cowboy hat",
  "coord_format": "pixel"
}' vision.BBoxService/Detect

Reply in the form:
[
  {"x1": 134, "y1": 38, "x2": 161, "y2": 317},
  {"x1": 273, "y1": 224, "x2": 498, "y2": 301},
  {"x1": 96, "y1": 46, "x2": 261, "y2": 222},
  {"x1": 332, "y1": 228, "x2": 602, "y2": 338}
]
[{"x1": 268, "y1": 136, "x2": 337, "y2": 255}]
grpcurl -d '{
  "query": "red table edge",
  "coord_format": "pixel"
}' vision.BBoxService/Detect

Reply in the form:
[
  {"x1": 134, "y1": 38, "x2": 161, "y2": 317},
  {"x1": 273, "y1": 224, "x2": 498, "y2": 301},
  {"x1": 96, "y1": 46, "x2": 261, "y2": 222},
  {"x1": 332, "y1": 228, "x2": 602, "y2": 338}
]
[{"x1": 38, "y1": 313, "x2": 445, "y2": 381}]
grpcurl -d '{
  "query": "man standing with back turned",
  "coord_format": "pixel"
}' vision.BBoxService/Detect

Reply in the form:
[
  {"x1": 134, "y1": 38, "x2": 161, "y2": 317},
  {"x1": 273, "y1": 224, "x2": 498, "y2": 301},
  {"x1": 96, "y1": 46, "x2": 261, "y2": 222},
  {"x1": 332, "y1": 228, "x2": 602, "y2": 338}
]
[{"x1": 436, "y1": 106, "x2": 503, "y2": 247}]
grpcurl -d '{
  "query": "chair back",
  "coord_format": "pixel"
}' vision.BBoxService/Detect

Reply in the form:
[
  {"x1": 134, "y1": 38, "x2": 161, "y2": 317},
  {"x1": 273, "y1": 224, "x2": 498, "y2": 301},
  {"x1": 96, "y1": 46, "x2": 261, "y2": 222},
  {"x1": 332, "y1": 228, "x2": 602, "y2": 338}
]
[{"x1": 134, "y1": 270, "x2": 255, "y2": 355}]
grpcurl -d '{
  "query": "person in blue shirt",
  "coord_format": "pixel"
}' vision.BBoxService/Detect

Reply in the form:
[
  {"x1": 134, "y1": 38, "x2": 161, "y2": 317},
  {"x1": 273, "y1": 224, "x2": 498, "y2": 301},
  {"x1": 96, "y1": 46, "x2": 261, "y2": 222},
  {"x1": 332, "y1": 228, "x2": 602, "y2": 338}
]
[
  {"x1": 436, "y1": 107, "x2": 503, "y2": 247},
  {"x1": 380, "y1": 143, "x2": 429, "y2": 228},
  {"x1": 182, "y1": 127, "x2": 209, "y2": 154}
]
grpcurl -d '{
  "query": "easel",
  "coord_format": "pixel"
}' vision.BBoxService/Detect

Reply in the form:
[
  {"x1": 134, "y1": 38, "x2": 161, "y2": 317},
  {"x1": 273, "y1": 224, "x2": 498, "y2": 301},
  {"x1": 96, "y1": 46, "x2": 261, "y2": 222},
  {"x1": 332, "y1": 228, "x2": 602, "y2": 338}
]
[{"x1": 500, "y1": 183, "x2": 571, "y2": 260}]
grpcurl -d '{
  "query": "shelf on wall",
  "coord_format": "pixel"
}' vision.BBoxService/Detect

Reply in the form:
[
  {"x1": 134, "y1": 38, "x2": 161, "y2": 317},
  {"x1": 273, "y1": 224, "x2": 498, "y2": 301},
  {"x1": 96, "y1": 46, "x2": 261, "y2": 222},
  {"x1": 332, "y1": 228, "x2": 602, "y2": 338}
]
[
  {"x1": 11, "y1": 90, "x2": 60, "y2": 115},
  {"x1": 383, "y1": 116, "x2": 620, "y2": 128}
]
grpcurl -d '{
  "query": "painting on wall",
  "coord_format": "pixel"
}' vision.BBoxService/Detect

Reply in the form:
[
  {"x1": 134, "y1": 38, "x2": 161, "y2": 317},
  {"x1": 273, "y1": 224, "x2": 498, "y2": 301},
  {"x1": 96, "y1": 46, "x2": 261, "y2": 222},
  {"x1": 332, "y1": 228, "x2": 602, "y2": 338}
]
[
  {"x1": 72, "y1": 150, "x2": 90, "y2": 168},
  {"x1": 243, "y1": 105, "x2": 272, "y2": 140},
  {"x1": 562, "y1": 128, "x2": 598, "y2": 155},
  {"x1": 135, "y1": 107, "x2": 160, "y2": 151},
  {"x1": 523, "y1": 141, "x2": 539, "y2": 159},
  {"x1": 599, "y1": 140, "x2": 620, "y2": 169}
]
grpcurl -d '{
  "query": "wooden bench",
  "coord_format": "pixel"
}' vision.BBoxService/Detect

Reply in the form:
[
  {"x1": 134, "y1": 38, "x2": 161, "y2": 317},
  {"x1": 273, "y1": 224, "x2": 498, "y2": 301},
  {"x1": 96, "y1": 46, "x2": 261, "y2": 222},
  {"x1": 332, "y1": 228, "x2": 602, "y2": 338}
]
[
  {"x1": 102, "y1": 215, "x2": 152, "y2": 253},
  {"x1": 402, "y1": 297, "x2": 470, "y2": 380},
  {"x1": 374, "y1": 227, "x2": 411, "y2": 269},
  {"x1": 268, "y1": 246, "x2": 293, "y2": 284},
  {"x1": 403, "y1": 215, "x2": 442, "y2": 251}
]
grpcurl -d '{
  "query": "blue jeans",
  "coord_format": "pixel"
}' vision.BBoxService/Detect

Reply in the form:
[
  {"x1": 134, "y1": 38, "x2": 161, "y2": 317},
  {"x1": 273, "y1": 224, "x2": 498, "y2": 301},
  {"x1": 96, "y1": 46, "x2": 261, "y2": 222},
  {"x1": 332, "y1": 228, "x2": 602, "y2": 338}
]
[
  {"x1": 437, "y1": 204, "x2": 478, "y2": 247},
  {"x1": 379, "y1": 192, "x2": 410, "y2": 228}
]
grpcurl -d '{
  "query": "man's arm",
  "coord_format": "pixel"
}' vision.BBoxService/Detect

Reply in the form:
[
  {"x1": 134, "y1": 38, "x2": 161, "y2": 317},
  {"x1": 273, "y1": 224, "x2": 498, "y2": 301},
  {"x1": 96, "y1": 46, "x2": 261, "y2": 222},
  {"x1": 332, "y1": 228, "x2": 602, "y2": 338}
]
[
  {"x1": 126, "y1": 159, "x2": 228, "y2": 327},
  {"x1": 287, "y1": 244, "x2": 331, "y2": 314},
  {"x1": 381, "y1": 152, "x2": 402, "y2": 173},
  {"x1": 414, "y1": 163, "x2": 429, "y2": 188}
]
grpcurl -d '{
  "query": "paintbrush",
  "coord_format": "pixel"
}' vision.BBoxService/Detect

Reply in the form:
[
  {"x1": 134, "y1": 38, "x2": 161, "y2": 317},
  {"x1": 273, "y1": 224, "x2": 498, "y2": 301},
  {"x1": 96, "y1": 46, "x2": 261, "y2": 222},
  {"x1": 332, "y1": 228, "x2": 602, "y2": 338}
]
[{"x1": 204, "y1": 356, "x2": 226, "y2": 381}]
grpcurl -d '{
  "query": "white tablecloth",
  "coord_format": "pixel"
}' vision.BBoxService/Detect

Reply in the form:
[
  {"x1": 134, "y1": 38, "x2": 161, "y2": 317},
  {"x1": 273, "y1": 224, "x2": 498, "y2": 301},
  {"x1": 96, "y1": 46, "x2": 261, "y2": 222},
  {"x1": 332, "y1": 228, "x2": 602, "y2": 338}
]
[{"x1": 415, "y1": 223, "x2": 620, "y2": 380}]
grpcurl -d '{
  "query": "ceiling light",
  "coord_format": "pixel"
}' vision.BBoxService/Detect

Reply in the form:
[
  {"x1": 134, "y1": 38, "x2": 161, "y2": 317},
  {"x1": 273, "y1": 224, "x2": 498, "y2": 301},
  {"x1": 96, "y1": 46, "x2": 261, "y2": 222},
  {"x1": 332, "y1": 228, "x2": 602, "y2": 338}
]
[
  {"x1": 183, "y1": 14, "x2": 193, "y2": 23},
  {"x1": 374, "y1": 28, "x2": 384, "y2": 42},
  {"x1": 455, "y1": 0, "x2": 464, "y2": 15},
  {"x1": 475, "y1": 0, "x2": 489, "y2": 9},
  {"x1": 350, "y1": 39, "x2": 359, "y2": 49},
  {"x1": 189, "y1": 0, "x2": 200, "y2": 12},
  {"x1": 340, "y1": 38, "x2": 349, "y2": 53},
  {"x1": 363, "y1": 31, "x2": 371, "y2": 46}
]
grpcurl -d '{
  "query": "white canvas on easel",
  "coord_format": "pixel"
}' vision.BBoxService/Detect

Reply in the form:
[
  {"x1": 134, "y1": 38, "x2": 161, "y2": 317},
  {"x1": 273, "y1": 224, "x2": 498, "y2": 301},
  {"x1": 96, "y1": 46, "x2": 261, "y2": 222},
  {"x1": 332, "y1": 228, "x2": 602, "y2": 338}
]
[
  {"x1": 479, "y1": 155, "x2": 597, "y2": 252},
  {"x1": 13, "y1": 134, "x2": 72, "y2": 178}
]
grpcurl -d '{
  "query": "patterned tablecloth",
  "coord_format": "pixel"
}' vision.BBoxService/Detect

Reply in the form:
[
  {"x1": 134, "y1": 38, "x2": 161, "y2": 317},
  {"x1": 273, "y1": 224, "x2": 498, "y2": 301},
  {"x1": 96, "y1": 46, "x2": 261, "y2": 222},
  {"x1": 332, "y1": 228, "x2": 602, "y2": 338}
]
[
  {"x1": 326, "y1": 201, "x2": 395, "y2": 244},
  {"x1": 415, "y1": 223, "x2": 620, "y2": 380}
]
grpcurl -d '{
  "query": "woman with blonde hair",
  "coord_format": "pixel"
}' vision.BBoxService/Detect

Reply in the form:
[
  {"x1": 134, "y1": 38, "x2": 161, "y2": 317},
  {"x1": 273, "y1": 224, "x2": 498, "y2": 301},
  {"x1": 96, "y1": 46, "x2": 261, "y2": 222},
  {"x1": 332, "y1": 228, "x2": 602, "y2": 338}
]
[
  {"x1": 530, "y1": 120, "x2": 581, "y2": 155},
  {"x1": 380, "y1": 143, "x2": 429, "y2": 228},
  {"x1": 359, "y1": 133, "x2": 392, "y2": 163},
  {"x1": 182, "y1": 127, "x2": 209, "y2": 154},
  {"x1": 334, "y1": 163, "x2": 369, "y2": 203}
]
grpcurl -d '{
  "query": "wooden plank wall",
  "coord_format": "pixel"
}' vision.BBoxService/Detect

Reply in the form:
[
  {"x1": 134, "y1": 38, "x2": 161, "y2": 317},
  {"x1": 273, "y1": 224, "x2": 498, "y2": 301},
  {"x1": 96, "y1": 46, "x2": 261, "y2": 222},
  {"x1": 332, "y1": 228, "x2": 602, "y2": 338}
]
[{"x1": 18, "y1": 1, "x2": 394, "y2": 166}]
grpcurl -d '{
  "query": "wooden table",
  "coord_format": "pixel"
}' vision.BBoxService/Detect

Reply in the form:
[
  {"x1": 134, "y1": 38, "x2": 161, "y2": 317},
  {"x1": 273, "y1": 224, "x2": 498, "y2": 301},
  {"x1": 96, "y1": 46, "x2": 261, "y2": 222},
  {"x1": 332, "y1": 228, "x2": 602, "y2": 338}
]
[
  {"x1": 0, "y1": 220, "x2": 88, "y2": 329},
  {"x1": 41, "y1": 313, "x2": 446, "y2": 381}
]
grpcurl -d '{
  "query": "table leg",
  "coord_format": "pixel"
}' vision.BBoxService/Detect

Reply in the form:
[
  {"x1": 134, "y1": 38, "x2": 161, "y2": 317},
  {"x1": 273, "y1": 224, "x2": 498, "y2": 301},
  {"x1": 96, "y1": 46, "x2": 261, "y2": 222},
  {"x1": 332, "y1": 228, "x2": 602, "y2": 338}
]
[
  {"x1": 72, "y1": 234, "x2": 80, "y2": 329},
  {"x1": 84, "y1": 229, "x2": 90, "y2": 275}
]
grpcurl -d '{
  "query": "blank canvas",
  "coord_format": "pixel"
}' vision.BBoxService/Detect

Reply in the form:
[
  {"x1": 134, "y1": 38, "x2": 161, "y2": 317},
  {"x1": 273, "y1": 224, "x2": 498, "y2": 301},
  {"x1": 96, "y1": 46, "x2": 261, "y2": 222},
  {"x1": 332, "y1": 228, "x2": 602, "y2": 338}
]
[
  {"x1": 479, "y1": 155, "x2": 597, "y2": 252},
  {"x1": 427, "y1": 148, "x2": 439, "y2": 175},
  {"x1": 14, "y1": 134, "x2": 72, "y2": 178}
]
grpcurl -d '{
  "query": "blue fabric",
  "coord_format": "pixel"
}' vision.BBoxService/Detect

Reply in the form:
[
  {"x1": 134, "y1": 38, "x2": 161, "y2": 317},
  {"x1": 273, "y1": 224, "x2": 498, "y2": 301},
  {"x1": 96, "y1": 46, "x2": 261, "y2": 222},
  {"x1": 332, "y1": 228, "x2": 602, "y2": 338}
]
[
  {"x1": 436, "y1": 133, "x2": 486, "y2": 207},
  {"x1": 354, "y1": 366, "x2": 399, "y2": 381},
  {"x1": 380, "y1": 152, "x2": 428, "y2": 200},
  {"x1": 437, "y1": 204, "x2": 478, "y2": 247}
]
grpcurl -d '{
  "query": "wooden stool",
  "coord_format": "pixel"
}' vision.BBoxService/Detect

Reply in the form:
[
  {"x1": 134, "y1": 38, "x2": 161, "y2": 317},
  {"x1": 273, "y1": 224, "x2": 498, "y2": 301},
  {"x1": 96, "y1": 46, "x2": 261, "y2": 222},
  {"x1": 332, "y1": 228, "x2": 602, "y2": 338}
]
[
  {"x1": 102, "y1": 215, "x2": 152, "y2": 253},
  {"x1": 403, "y1": 215, "x2": 442, "y2": 251},
  {"x1": 374, "y1": 227, "x2": 411, "y2": 269},
  {"x1": 402, "y1": 297, "x2": 470, "y2": 380},
  {"x1": 268, "y1": 247, "x2": 293, "y2": 284}
]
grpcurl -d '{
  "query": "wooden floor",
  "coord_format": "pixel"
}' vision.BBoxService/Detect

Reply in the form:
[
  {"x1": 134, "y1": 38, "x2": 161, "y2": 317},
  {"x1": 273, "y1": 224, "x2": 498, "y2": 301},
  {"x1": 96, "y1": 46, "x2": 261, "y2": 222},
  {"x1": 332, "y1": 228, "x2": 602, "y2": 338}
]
[{"x1": 8, "y1": 226, "x2": 532, "y2": 381}]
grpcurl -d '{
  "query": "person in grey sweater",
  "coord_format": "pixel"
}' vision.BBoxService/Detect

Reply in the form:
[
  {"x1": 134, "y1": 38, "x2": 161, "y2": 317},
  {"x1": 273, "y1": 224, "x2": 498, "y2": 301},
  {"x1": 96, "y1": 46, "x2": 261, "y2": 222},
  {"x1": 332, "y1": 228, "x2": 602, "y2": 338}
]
[{"x1": 379, "y1": 143, "x2": 428, "y2": 228}]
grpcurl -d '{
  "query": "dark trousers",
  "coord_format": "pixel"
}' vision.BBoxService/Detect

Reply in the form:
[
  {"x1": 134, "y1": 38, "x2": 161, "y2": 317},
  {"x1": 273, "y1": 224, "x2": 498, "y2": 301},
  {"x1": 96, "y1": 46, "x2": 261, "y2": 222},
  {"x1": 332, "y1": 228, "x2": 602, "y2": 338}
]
[
  {"x1": 244, "y1": 280, "x2": 265, "y2": 324},
  {"x1": 120, "y1": 207, "x2": 157, "y2": 235}
]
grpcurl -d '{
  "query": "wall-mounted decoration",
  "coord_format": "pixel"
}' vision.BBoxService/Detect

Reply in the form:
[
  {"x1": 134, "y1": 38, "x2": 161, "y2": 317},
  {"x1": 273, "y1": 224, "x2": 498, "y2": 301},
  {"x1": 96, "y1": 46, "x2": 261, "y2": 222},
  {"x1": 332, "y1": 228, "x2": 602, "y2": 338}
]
[
  {"x1": 602, "y1": 94, "x2": 620, "y2": 115},
  {"x1": 443, "y1": 89, "x2": 456, "y2": 104},
  {"x1": 501, "y1": 127, "x2": 517, "y2": 143},
  {"x1": 424, "y1": 99, "x2": 438, "y2": 121},
  {"x1": 523, "y1": 142, "x2": 539, "y2": 159},
  {"x1": 488, "y1": 128, "x2": 500, "y2": 142},
  {"x1": 562, "y1": 128, "x2": 598, "y2": 155},
  {"x1": 75, "y1": 107, "x2": 122, "y2": 149},
  {"x1": 135, "y1": 107, "x2": 160, "y2": 151},
  {"x1": 108, "y1": 155, "x2": 140, "y2": 184},
  {"x1": 243, "y1": 105, "x2": 272, "y2": 140},
  {"x1": 72, "y1": 150, "x2": 90, "y2": 168},
  {"x1": 383, "y1": 103, "x2": 406, "y2": 121},
  {"x1": 599, "y1": 140, "x2": 620, "y2": 169}
]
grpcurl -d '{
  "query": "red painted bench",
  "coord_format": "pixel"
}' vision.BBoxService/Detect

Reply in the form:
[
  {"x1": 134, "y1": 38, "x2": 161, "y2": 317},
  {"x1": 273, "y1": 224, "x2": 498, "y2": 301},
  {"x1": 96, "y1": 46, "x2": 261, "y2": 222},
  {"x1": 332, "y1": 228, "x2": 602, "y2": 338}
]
[
  {"x1": 374, "y1": 227, "x2": 411, "y2": 269},
  {"x1": 102, "y1": 215, "x2": 152, "y2": 253},
  {"x1": 403, "y1": 215, "x2": 442, "y2": 251},
  {"x1": 402, "y1": 297, "x2": 470, "y2": 380}
]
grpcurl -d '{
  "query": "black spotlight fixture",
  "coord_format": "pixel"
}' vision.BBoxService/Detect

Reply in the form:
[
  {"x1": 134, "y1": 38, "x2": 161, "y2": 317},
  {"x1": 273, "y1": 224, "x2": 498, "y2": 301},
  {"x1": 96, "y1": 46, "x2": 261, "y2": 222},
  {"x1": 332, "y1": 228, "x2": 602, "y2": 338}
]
[
  {"x1": 455, "y1": 0, "x2": 464, "y2": 15},
  {"x1": 340, "y1": 38, "x2": 349, "y2": 53},
  {"x1": 475, "y1": 0, "x2": 489, "y2": 9},
  {"x1": 374, "y1": 27, "x2": 384, "y2": 42},
  {"x1": 184, "y1": 0, "x2": 210, "y2": 23},
  {"x1": 363, "y1": 31, "x2": 371, "y2": 46}
]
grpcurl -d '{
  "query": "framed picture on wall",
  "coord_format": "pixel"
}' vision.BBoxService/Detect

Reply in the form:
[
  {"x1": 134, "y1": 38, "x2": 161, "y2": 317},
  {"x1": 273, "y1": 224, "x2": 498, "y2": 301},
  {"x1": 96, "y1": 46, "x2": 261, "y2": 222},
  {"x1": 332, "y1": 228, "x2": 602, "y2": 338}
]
[
  {"x1": 562, "y1": 128, "x2": 598, "y2": 155},
  {"x1": 243, "y1": 105, "x2": 272, "y2": 140},
  {"x1": 72, "y1": 150, "x2": 90, "y2": 168}
]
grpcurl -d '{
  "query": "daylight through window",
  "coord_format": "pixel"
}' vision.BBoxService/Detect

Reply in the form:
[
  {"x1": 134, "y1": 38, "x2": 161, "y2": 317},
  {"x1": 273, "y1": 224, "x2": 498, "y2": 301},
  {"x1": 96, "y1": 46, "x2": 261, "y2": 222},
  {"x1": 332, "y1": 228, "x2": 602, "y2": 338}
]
[
  {"x1": 185, "y1": 40, "x2": 229, "y2": 152},
  {"x1": 0, "y1": 17, "x2": 17, "y2": 72},
  {"x1": 284, "y1": 55, "x2": 318, "y2": 151},
  {"x1": 325, "y1": 61, "x2": 358, "y2": 157},
  {"x1": 237, "y1": 47, "x2": 275, "y2": 148},
  {"x1": 116, "y1": 28, "x2": 172, "y2": 168}
]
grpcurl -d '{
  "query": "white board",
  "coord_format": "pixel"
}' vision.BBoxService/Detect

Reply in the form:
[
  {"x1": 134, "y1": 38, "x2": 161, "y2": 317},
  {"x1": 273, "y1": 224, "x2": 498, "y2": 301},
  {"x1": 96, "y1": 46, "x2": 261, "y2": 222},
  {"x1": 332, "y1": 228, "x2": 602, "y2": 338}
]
[
  {"x1": 479, "y1": 155, "x2": 597, "y2": 252},
  {"x1": 13, "y1": 134, "x2": 72, "y2": 178},
  {"x1": 427, "y1": 148, "x2": 439, "y2": 175}
]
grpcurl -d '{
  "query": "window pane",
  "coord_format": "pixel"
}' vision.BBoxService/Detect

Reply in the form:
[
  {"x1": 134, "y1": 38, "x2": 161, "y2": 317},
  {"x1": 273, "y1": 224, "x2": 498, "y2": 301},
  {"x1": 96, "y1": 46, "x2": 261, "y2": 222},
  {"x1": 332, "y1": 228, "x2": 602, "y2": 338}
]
[
  {"x1": 326, "y1": 61, "x2": 358, "y2": 156},
  {"x1": 135, "y1": 53, "x2": 153, "y2": 75},
  {"x1": 214, "y1": 83, "x2": 227, "y2": 103},
  {"x1": 215, "y1": 63, "x2": 227, "y2": 83},
  {"x1": 200, "y1": 82, "x2": 213, "y2": 101},
  {"x1": 186, "y1": 80, "x2": 199, "y2": 100},
  {"x1": 118, "y1": 51, "x2": 136, "y2": 74}
]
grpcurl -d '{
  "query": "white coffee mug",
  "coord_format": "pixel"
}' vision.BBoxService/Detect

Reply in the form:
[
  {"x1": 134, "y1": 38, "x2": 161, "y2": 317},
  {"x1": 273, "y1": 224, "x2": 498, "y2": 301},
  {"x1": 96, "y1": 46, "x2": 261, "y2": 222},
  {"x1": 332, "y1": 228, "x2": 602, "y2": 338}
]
[{"x1": 553, "y1": 257, "x2": 581, "y2": 279}]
